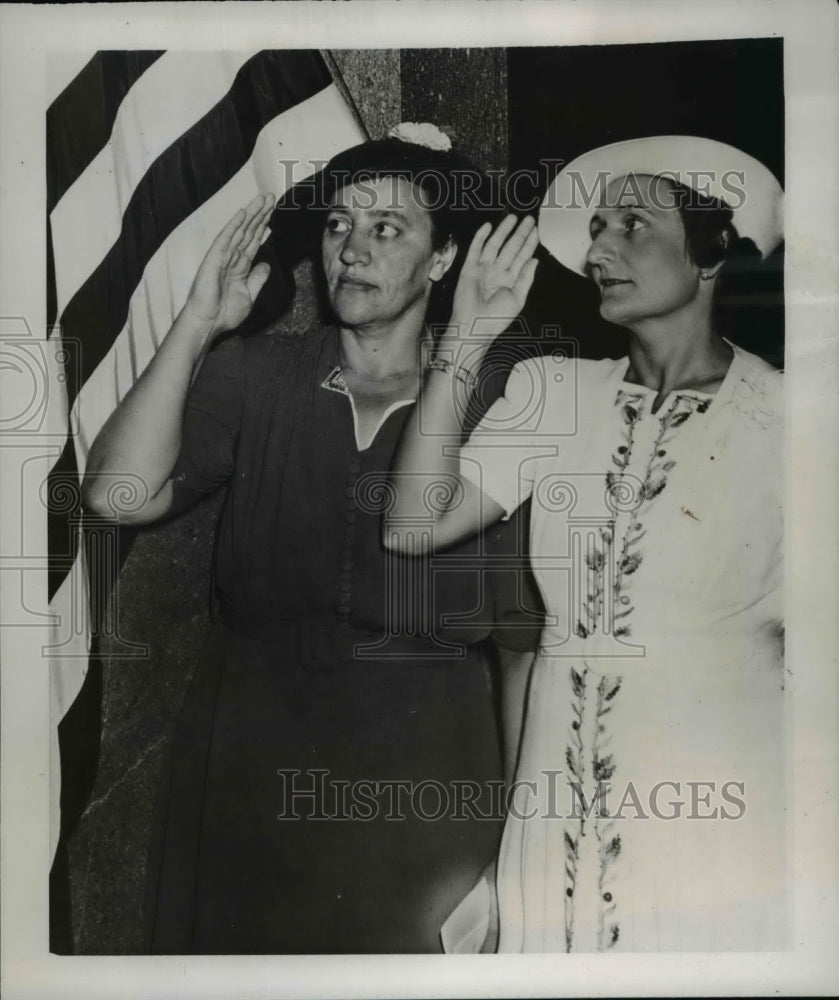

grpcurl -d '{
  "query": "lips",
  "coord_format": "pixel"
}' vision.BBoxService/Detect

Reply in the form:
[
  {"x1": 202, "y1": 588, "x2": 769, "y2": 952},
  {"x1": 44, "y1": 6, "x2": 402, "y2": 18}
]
[
  {"x1": 337, "y1": 275, "x2": 376, "y2": 290},
  {"x1": 598, "y1": 277, "x2": 633, "y2": 295}
]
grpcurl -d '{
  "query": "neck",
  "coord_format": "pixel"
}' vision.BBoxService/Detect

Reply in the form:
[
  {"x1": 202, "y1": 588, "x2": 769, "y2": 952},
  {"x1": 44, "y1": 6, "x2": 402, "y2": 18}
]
[
  {"x1": 625, "y1": 305, "x2": 730, "y2": 398},
  {"x1": 337, "y1": 305, "x2": 428, "y2": 380}
]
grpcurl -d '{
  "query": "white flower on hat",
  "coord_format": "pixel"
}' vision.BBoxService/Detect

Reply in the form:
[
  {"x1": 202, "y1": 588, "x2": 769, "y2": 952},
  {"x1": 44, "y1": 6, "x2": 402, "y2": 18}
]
[{"x1": 387, "y1": 122, "x2": 452, "y2": 151}]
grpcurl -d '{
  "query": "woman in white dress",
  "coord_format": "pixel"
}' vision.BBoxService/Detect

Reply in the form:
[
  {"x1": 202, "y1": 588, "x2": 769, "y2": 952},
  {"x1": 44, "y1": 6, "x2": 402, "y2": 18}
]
[{"x1": 386, "y1": 136, "x2": 786, "y2": 952}]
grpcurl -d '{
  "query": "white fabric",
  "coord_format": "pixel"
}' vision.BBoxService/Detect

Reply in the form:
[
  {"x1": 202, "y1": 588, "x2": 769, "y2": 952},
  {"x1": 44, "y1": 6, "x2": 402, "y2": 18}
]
[
  {"x1": 539, "y1": 135, "x2": 784, "y2": 274},
  {"x1": 50, "y1": 51, "x2": 256, "y2": 319},
  {"x1": 440, "y1": 875, "x2": 491, "y2": 954},
  {"x1": 459, "y1": 344, "x2": 785, "y2": 952}
]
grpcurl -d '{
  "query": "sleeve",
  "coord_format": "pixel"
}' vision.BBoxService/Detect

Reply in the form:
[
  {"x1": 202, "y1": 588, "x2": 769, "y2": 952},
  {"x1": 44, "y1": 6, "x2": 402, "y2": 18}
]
[
  {"x1": 169, "y1": 334, "x2": 244, "y2": 511},
  {"x1": 460, "y1": 355, "x2": 571, "y2": 519}
]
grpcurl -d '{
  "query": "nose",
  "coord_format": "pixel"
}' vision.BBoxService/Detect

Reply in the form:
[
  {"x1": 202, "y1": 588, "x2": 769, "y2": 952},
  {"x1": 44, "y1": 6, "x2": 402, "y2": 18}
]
[
  {"x1": 585, "y1": 227, "x2": 618, "y2": 270},
  {"x1": 339, "y1": 227, "x2": 371, "y2": 266}
]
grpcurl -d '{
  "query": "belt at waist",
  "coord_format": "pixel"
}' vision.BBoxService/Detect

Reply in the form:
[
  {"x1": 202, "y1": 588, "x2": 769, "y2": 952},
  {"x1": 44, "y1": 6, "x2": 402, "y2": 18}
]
[{"x1": 219, "y1": 607, "x2": 477, "y2": 672}]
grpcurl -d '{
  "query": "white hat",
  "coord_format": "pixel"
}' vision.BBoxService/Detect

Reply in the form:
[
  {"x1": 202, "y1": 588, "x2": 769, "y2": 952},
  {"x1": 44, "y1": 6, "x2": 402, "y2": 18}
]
[{"x1": 539, "y1": 135, "x2": 784, "y2": 275}]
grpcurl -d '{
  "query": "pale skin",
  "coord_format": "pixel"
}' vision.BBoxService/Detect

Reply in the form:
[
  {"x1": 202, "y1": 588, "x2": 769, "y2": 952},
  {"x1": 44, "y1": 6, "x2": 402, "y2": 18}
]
[
  {"x1": 320, "y1": 176, "x2": 457, "y2": 445},
  {"x1": 588, "y1": 174, "x2": 731, "y2": 409}
]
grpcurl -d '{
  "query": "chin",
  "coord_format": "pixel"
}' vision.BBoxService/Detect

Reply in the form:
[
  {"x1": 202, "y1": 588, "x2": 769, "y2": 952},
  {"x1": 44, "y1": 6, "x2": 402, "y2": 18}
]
[
  {"x1": 330, "y1": 299, "x2": 371, "y2": 327},
  {"x1": 599, "y1": 301, "x2": 633, "y2": 326}
]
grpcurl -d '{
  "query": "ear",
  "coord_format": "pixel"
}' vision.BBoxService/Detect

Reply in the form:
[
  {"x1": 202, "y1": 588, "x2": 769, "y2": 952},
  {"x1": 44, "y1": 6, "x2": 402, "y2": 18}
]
[
  {"x1": 429, "y1": 239, "x2": 458, "y2": 282},
  {"x1": 699, "y1": 229, "x2": 729, "y2": 281},
  {"x1": 699, "y1": 259, "x2": 725, "y2": 281}
]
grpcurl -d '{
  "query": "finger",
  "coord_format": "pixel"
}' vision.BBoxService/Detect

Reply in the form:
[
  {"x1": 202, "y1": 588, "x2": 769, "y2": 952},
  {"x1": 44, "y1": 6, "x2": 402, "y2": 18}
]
[
  {"x1": 496, "y1": 215, "x2": 537, "y2": 272},
  {"x1": 242, "y1": 198, "x2": 275, "y2": 261},
  {"x1": 233, "y1": 194, "x2": 269, "y2": 254},
  {"x1": 245, "y1": 261, "x2": 271, "y2": 300},
  {"x1": 509, "y1": 223, "x2": 540, "y2": 276},
  {"x1": 208, "y1": 207, "x2": 247, "y2": 260},
  {"x1": 511, "y1": 258, "x2": 538, "y2": 307},
  {"x1": 478, "y1": 214, "x2": 518, "y2": 265},
  {"x1": 227, "y1": 198, "x2": 273, "y2": 273},
  {"x1": 464, "y1": 222, "x2": 493, "y2": 268}
]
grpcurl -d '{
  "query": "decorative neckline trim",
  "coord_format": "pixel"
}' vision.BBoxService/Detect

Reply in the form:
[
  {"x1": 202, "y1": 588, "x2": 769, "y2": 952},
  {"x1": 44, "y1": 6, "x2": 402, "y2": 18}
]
[
  {"x1": 321, "y1": 366, "x2": 349, "y2": 395},
  {"x1": 319, "y1": 365, "x2": 415, "y2": 451}
]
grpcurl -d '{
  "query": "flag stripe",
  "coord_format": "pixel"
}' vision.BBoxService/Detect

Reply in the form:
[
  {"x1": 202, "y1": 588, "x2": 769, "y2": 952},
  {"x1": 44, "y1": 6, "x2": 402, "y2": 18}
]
[
  {"x1": 47, "y1": 52, "x2": 106, "y2": 109},
  {"x1": 72, "y1": 84, "x2": 364, "y2": 467},
  {"x1": 47, "y1": 51, "x2": 165, "y2": 214},
  {"x1": 57, "y1": 49, "x2": 332, "y2": 405},
  {"x1": 46, "y1": 50, "x2": 367, "y2": 865},
  {"x1": 47, "y1": 437, "x2": 82, "y2": 602},
  {"x1": 47, "y1": 220, "x2": 58, "y2": 330},
  {"x1": 50, "y1": 51, "x2": 258, "y2": 319}
]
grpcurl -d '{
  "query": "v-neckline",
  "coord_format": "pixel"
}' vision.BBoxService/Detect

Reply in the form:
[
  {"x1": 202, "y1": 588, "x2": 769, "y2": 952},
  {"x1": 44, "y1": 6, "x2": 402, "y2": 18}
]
[{"x1": 319, "y1": 365, "x2": 415, "y2": 452}]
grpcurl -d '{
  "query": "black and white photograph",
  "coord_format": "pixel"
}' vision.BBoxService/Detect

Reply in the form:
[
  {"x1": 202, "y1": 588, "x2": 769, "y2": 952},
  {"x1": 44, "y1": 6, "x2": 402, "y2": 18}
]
[{"x1": 1, "y1": 2, "x2": 837, "y2": 997}]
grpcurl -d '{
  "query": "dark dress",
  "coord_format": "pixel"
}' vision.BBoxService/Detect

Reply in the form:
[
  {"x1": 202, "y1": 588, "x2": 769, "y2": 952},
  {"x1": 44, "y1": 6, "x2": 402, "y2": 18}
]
[{"x1": 144, "y1": 326, "x2": 508, "y2": 954}]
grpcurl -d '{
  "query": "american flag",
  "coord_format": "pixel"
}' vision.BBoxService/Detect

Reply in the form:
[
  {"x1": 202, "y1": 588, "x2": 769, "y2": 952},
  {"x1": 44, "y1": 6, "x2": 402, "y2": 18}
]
[{"x1": 45, "y1": 49, "x2": 365, "y2": 862}]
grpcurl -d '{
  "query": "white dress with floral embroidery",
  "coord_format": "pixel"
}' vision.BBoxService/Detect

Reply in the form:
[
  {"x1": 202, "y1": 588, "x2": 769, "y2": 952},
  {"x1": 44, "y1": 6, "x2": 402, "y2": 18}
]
[{"x1": 456, "y1": 343, "x2": 785, "y2": 953}]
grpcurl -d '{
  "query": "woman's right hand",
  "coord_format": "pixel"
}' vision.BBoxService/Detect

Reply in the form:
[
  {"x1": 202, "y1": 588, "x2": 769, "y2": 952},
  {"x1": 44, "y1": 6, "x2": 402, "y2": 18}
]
[
  {"x1": 449, "y1": 213, "x2": 539, "y2": 346},
  {"x1": 181, "y1": 192, "x2": 276, "y2": 342}
]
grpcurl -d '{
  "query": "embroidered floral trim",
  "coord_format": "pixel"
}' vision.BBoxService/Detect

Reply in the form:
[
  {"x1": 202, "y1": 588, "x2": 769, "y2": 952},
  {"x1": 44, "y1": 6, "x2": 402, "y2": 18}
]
[
  {"x1": 560, "y1": 386, "x2": 717, "y2": 951},
  {"x1": 575, "y1": 527, "x2": 613, "y2": 639},
  {"x1": 605, "y1": 391, "x2": 710, "y2": 637},
  {"x1": 563, "y1": 668, "x2": 624, "y2": 952},
  {"x1": 593, "y1": 674, "x2": 622, "y2": 951},
  {"x1": 564, "y1": 665, "x2": 588, "y2": 951}
]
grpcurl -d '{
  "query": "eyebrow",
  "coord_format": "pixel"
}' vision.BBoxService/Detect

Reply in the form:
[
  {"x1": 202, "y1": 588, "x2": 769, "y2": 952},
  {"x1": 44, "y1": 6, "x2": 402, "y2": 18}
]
[
  {"x1": 607, "y1": 200, "x2": 654, "y2": 211},
  {"x1": 589, "y1": 201, "x2": 655, "y2": 223},
  {"x1": 327, "y1": 205, "x2": 413, "y2": 221}
]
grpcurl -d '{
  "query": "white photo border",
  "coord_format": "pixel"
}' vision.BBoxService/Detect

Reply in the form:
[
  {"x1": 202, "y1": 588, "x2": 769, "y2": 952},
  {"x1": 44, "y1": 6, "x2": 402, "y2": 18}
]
[{"x1": 1, "y1": 1, "x2": 837, "y2": 997}]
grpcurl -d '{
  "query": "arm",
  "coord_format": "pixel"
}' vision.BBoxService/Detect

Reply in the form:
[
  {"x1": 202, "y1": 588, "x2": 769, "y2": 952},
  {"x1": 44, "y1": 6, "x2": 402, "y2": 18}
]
[
  {"x1": 82, "y1": 194, "x2": 275, "y2": 524},
  {"x1": 385, "y1": 215, "x2": 540, "y2": 553}
]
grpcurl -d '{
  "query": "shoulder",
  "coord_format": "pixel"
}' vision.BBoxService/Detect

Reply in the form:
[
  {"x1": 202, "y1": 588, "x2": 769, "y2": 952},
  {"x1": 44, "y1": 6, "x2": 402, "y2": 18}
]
[
  {"x1": 506, "y1": 354, "x2": 626, "y2": 419},
  {"x1": 491, "y1": 354, "x2": 624, "y2": 437},
  {"x1": 726, "y1": 343, "x2": 783, "y2": 429},
  {"x1": 238, "y1": 323, "x2": 329, "y2": 375},
  {"x1": 506, "y1": 353, "x2": 624, "y2": 389}
]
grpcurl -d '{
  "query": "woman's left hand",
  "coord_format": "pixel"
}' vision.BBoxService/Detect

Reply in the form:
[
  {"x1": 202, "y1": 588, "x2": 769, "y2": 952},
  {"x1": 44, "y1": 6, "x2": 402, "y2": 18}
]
[{"x1": 450, "y1": 214, "x2": 539, "y2": 343}]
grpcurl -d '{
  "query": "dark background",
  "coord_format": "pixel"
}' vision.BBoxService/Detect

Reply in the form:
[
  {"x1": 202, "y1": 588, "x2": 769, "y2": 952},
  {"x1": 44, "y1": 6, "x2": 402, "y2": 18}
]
[
  {"x1": 56, "y1": 39, "x2": 785, "y2": 954},
  {"x1": 508, "y1": 38, "x2": 785, "y2": 367}
]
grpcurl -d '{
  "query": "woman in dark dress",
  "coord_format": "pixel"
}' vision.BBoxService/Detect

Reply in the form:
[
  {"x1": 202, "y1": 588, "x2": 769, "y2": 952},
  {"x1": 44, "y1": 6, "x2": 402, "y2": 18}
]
[{"x1": 83, "y1": 132, "x2": 533, "y2": 953}]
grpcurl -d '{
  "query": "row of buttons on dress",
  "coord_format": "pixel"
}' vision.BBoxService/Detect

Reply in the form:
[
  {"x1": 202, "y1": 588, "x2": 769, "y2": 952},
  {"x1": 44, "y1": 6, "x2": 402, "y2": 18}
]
[{"x1": 336, "y1": 457, "x2": 363, "y2": 626}]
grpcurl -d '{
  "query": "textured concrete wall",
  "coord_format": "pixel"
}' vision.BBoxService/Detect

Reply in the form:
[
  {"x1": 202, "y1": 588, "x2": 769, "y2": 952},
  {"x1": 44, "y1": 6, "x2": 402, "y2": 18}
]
[
  {"x1": 64, "y1": 49, "x2": 508, "y2": 955},
  {"x1": 331, "y1": 49, "x2": 401, "y2": 141},
  {"x1": 401, "y1": 48, "x2": 508, "y2": 175}
]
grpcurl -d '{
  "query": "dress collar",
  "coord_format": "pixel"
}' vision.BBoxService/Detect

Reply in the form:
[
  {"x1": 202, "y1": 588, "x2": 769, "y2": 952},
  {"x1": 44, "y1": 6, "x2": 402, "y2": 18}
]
[{"x1": 317, "y1": 326, "x2": 420, "y2": 404}]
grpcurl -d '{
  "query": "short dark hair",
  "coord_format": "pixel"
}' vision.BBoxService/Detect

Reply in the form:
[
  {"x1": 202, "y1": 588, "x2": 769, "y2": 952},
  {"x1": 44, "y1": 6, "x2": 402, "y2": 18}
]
[
  {"x1": 274, "y1": 137, "x2": 502, "y2": 325},
  {"x1": 667, "y1": 178, "x2": 767, "y2": 337},
  {"x1": 319, "y1": 138, "x2": 500, "y2": 250},
  {"x1": 665, "y1": 179, "x2": 739, "y2": 269},
  {"x1": 658, "y1": 178, "x2": 763, "y2": 277}
]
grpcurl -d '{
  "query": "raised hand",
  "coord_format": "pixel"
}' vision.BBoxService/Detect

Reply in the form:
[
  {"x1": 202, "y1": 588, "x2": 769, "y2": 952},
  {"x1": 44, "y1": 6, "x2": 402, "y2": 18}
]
[
  {"x1": 182, "y1": 193, "x2": 276, "y2": 340},
  {"x1": 450, "y1": 214, "x2": 539, "y2": 342}
]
